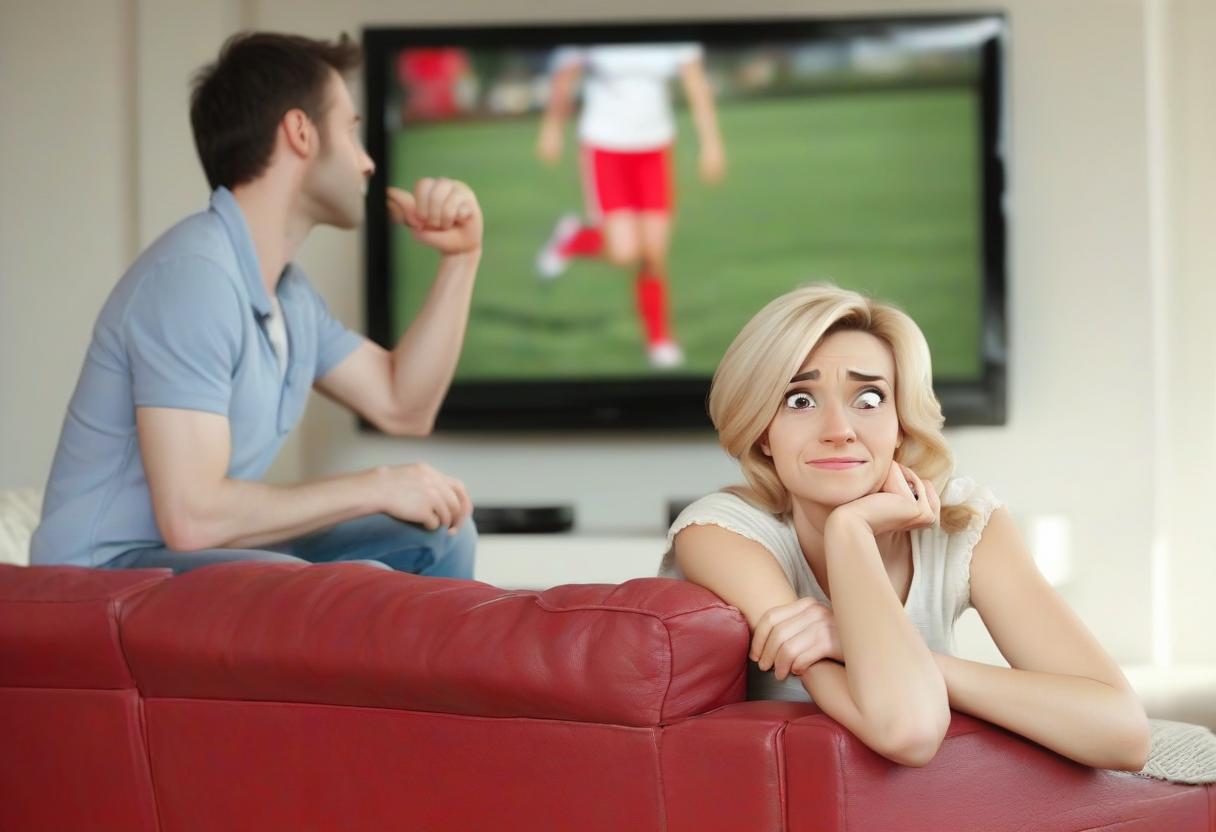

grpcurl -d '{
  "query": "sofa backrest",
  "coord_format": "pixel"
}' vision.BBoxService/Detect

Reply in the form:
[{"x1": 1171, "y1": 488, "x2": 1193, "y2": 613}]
[
  {"x1": 119, "y1": 562, "x2": 749, "y2": 726},
  {"x1": 0, "y1": 564, "x2": 171, "y2": 832}
]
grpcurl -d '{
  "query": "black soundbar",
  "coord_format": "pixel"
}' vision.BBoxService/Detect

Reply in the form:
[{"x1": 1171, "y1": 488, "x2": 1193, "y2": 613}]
[{"x1": 471, "y1": 505, "x2": 575, "y2": 534}]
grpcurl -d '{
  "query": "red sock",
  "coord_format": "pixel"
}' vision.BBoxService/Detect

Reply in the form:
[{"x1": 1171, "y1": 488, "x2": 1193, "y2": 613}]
[
  {"x1": 558, "y1": 226, "x2": 603, "y2": 258},
  {"x1": 636, "y1": 271, "x2": 672, "y2": 344}
]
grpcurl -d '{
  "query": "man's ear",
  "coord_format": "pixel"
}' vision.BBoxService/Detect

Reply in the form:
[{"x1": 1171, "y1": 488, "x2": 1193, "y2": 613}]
[{"x1": 281, "y1": 108, "x2": 315, "y2": 159}]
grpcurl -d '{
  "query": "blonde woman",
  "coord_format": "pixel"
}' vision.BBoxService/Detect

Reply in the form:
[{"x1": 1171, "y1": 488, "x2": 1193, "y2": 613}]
[{"x1": 660, "y1": 284, "x2": 1150, "y2": 770}]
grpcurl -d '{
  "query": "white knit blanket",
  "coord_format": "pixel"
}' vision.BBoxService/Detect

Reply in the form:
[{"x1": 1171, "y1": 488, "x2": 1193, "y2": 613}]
[
  {"x1": 1132, "y1": 718, "x2": 1216, "y2": 784},
  {"x1": 0, "y1": 488, "x2": 39, "y2": 567}
]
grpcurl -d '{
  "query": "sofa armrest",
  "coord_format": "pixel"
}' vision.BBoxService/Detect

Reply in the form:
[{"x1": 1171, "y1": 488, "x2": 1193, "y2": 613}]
[
  {"x1": 120, "y1": 562, "x2": 748, "y2": 726},
  {"x1": 659, "y1": 701, "x2": 1213, "y2": 832},
  {"x1": 783, "y1": 708, "x2": 1212, "y2": 832}
]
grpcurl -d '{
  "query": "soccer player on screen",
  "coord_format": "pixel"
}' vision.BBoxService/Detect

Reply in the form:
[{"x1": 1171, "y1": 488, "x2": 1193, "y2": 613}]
[{"x1": 535, "y1": 43, "x2": 726, "y2": 369}]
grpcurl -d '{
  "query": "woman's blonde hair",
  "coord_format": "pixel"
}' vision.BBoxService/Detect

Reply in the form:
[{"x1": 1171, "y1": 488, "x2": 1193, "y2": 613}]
[{"x1": 710, "y1": 283, "x2": 974, "y2": 534}]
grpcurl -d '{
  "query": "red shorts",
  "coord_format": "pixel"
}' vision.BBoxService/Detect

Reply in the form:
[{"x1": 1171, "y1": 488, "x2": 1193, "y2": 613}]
[{"x1": 580, "y1": 145, "x2": 673, "y2": 218}]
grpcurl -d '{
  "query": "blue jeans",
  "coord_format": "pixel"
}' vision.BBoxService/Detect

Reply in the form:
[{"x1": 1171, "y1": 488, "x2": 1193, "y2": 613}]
[{"x1": 106, "y1": 514, "x2": 477, "y2": 578}]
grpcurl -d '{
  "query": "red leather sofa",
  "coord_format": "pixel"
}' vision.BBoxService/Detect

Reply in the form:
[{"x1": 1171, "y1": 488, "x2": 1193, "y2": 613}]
[{"x1": 2, "y1": 562, "x2": 1213, "y2": 831}]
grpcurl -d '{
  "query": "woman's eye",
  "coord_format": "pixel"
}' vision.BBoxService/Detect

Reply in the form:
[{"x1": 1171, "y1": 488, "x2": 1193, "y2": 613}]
[
  {"x1": 855, "y1": 389, "x2": 884, "y2": 409},
  {"x1": 785, "y1": 392, "x2": 815, "y2": 410}
]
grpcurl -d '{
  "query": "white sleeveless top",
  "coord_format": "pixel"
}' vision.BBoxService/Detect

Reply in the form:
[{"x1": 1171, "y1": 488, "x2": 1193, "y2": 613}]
[{"x1": 658, "y1": 476, "x2": 1002, "y2": 702}]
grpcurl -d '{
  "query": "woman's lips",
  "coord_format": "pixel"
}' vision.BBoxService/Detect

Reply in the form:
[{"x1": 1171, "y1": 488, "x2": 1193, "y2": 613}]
[{"x1": 807, "y1": 459, "x2": 866, "y2": 470}]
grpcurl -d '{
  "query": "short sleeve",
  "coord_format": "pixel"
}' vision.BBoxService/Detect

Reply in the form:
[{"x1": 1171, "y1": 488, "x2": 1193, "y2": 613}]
[
  {"x1": 295, "y1": 272, "x2": 363, "y2": 382},
  {"x1": 672, "y1": 43, "x2": 704, "y2": 65},
  {"x1": 660, "y1": 491, "x2": 793, "y2": 578},
  {"x1": 550, "y1": 46, "x2": 586, "y2": 72},
  {"x1": 942, "y1": 476, "x2": 1004, "y2": 618},
  {"x1": 125, "y1": 258, "x2": 243, "y2": 416}
]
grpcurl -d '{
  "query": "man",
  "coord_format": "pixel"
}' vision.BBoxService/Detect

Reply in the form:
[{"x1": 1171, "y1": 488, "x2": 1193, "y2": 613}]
[{"x1": 31, "y1": 32, "x2": 481, "y2": 576}]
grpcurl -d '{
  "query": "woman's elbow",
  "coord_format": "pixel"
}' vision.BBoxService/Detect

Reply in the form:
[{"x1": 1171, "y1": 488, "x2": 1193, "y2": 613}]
[
  {"x1": 1094, "y1": 693, "x2": 1151, "y2": 772},
  {"x1": 1108, "y1": 716, "x2": 1152, "y2": 772},
  {"x1": 878, "y1": 723, "x2": 947, "y2": 768}
]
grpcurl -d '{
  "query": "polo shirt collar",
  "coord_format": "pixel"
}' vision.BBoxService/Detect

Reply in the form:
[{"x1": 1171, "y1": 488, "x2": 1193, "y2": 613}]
[{"x1": 210, "y1": 186, "x2": 273, "y2": 317}]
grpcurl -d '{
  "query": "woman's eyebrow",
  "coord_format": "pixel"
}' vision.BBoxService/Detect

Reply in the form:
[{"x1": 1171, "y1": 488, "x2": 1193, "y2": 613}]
[{"x1": 788, "y1": 369, "x2": 888, "y2": 384}]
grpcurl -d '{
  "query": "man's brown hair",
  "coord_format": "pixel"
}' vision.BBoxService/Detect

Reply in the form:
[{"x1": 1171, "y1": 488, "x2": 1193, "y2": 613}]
[{"x1": 190, "y1": 32, "x2": 362, "y2": 190}]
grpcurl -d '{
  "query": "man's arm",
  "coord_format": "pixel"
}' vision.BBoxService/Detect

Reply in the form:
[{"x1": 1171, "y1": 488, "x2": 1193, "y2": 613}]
[
  {"x1": 315, "y1": 178, "x2": 482, "y2": 435},
  {"x1": 137, "y1": 407, "x2": 471, "y2": 551}
]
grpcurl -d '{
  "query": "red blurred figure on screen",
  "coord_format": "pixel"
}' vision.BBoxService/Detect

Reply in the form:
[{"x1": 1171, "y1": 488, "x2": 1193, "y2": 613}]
[{"x1": 397, "y1": 48, "x2": 471, "y2": 122}]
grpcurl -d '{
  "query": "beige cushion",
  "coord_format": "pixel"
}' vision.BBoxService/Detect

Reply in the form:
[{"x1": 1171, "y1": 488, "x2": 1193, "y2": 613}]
[{"x1": 0, "y1": 489, "x2": 41, "y2": 566}]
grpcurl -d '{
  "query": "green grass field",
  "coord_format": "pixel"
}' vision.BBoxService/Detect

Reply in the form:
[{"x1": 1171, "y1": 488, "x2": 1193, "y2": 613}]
[{"x1": 390, "y1": 88, "x2": 982, "y2": 381}]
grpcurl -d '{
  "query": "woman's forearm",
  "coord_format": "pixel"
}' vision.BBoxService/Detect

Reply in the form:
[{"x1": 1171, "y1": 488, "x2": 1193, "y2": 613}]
[
  {"x1": 800, "y1": 659, "x2": 944, "y2": 766},
  {"x1": 822, "y1": 512, "x2": 950, "y2": 752},
  {"x1": 932, "y1": 652, "x2": 1150, "y2": 770}
]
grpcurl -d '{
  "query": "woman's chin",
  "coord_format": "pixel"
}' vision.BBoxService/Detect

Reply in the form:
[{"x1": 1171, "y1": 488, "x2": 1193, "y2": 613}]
[{"x1": 795, "y1": 487, "x2": 872, "y2": 510}]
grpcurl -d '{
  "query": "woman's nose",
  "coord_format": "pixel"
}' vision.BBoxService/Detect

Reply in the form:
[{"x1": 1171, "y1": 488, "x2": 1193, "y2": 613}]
[{"x1": 819, "y1": 401, "x2": 856, "y2": 444}]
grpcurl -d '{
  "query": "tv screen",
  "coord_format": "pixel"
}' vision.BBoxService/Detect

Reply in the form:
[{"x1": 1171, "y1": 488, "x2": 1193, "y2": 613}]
[{"x1": 363, "y1": 15, "x2": 1007, "y2": 429}]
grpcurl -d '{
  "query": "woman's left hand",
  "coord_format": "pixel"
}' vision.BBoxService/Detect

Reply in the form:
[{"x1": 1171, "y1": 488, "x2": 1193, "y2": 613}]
[{"x1": 750, "y1": 596, "x2": 844, "y2": 681}]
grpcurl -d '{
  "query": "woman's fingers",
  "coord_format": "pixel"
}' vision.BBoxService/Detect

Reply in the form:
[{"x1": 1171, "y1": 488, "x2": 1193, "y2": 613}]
[
  {"x1": 775, "y1": 620, "x2": 837, "y2": 680},
  {"x1": 757, "y1": 603, "x2": 825, "y2": 672},
  {"x1": 773, "y1": 630, "x2": 816, "y2": 681},
  {"x1": 751, "y1": 597, "x2": 816, "y2": 665},
  {"x1": 900, "y1": 464, "x2": 922, "y2": 501},
  {"x1": 926, "y1": 480, "x2": 941, "y2": 522},
  {"x1": 901, "y1": 466, "x2": 936, "y2": 525},
  {"x1": 881, "y1": 460, "x2": 904, "y2": 495}
]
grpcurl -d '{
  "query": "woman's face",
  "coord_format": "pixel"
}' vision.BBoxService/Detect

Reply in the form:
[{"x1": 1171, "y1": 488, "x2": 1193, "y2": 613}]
[{"x1": 761, "y1": 329, "x2": 902, "y2": 509}]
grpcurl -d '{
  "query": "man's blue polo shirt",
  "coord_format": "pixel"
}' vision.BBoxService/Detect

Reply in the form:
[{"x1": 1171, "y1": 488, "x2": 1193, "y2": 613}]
[{"x1": 31, "y1": 188, "x2": 364, "y2": 567}]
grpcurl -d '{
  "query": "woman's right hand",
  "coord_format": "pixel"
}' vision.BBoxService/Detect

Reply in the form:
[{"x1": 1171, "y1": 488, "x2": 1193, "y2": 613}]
[
  {"x1": 750, "y1": 596, "x2": 844, "y2": 681},
  {"x1": 829, "y1": 460, "x2": 940, "y2": 538}
]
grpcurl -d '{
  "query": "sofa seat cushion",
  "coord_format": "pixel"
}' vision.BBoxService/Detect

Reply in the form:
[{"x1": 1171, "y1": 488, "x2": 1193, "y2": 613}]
[{"x1": 120, "y1": 562, "x2": 748, "y2": 726}]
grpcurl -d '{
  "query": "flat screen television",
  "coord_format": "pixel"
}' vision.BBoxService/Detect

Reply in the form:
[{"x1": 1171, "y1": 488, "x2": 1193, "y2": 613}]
[{"x1": 363, "y1": 14, "x2": 1007, "y2": 430}]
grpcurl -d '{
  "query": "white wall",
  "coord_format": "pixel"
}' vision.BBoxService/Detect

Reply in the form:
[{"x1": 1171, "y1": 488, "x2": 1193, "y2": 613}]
[
  {"x1": 1, "y1": 0, "x2": 137, "y2": 488},
  {"x1": 1, "y1": 0, "x2": 1211, "y2": 665},
  {"x1": 1161, "y1": 0, "x2": 1216, "y2": 665}
]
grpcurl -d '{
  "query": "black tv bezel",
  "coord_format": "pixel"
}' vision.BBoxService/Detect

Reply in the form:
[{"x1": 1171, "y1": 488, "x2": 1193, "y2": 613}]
[{"x1": 362, "y1": 14, "x2": 1008, "y2": 431}]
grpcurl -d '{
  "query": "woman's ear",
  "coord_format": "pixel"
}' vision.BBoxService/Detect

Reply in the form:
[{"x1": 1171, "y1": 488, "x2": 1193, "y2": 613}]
[{"x1": 759, "y1": 431, "x2": 772, "y2": 457}]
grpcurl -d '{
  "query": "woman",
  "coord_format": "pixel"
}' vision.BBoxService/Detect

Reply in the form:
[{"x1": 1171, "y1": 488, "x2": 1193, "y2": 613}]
[{"x1": 660, "y1": 283, "x2": 1151, "y2": 770}]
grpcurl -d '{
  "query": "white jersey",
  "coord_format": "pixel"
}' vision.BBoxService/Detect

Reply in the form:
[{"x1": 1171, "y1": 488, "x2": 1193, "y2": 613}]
[{"x1": 552, "y1": 43, "x2": 703, "y2": 152}]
